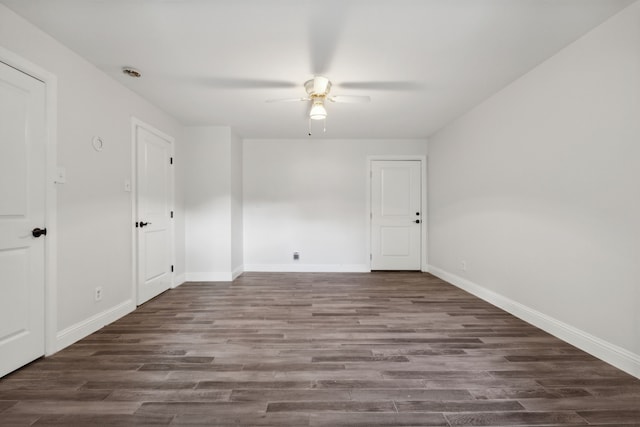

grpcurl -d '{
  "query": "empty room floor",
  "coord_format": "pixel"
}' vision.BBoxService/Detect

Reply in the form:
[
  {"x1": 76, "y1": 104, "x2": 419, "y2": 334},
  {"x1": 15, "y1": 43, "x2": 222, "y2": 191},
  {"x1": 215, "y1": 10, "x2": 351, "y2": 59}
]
[{"x1": 1, "y1": 272, "x2": 639, "y2": 426}]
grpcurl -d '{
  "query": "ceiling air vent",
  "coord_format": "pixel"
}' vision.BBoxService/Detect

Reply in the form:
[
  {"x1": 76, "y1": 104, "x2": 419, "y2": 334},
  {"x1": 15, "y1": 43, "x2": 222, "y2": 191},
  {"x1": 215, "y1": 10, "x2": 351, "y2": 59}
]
[{"x1": 122, "y1": 67, "x2": 142, "y2": 78}]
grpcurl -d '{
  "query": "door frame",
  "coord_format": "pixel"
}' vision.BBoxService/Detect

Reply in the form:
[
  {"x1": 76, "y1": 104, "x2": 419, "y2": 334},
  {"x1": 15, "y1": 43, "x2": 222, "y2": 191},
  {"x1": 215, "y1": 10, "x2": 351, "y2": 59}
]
[
  {"x1": 0, "y1": 47, "x2": 58, "y2": 355},
  {"x1": 366, "y1": 155, "x2": 428, "y2": 272},
  {"x1": 130, "y1": 118, "x2": 175, "y2": 305}
]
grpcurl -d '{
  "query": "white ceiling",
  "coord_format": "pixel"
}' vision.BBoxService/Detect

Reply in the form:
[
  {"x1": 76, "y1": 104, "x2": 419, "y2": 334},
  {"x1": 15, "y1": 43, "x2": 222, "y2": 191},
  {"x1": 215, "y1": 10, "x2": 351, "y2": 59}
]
[{"x1": 1, "y1": 0, "x2": 634, "y2": 139}]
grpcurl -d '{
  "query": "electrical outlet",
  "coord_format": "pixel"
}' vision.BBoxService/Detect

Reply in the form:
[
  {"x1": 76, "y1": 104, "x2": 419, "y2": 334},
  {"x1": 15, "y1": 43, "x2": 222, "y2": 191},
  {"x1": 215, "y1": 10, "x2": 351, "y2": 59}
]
[
  {"x1": 95, "y1": 286, "x2": 103, "y2": 301},
  {"x1": 461, "y1": 261, "x2": 467, "y2": 271},
  {"x1": 293, "y1": 251, "x2": 300, "y2": 261}
]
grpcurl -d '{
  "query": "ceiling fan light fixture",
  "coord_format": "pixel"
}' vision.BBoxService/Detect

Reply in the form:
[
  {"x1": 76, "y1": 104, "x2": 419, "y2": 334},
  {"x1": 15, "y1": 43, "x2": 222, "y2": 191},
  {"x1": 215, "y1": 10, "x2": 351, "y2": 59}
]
[{"x1": 309, "y1": 100, "x2": 327, "y2": 120}]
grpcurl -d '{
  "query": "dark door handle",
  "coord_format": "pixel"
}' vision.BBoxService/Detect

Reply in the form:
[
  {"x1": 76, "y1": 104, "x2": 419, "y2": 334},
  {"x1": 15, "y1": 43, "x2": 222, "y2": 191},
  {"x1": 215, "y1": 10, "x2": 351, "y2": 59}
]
[
  {"x1": 414, "y1": 219, "x2": 420, "y2": 224},
  {"x1": 32, "y1": 227, "x2": 47, "y2": 238},
  {"x1": 139, "y1": 221, "x2": 151, "y2": 228}
]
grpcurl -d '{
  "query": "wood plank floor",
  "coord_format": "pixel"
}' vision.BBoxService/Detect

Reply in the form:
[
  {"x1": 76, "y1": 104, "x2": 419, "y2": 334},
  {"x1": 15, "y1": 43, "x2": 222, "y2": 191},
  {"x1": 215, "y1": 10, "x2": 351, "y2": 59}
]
[{"x1": 1, "y1": 272, "x2": 639, "y2": 426}]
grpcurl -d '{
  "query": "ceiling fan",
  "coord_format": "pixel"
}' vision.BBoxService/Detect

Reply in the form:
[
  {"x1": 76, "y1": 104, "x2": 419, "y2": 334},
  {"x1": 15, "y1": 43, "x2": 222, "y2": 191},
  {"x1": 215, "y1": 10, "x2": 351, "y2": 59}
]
[{"x1": 266, "y1": 76, "x2": 371, "y2": 132}]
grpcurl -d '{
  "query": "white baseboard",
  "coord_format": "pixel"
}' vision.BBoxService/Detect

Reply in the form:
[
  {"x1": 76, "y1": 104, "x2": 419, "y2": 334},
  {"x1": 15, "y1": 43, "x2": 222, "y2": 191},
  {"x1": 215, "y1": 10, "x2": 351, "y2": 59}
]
[
  {"x1": 428, "y1": 265, "x2": 640, "y2": 379},
  {"x1": 185, "y1": 272, "x2": 234, "y2": 282},
  {"x1": 55, "y1": 299, "x2": 135, "y2": 352},
  {"x1": 244, "y1": 264, "x2": 370, "y2": 273},
  {"x1": 173, "y1": 273, "x2": 186, "y2": 288},
  {"x1": 232, "y1": 266, "x2": 244, "y2": 280}
]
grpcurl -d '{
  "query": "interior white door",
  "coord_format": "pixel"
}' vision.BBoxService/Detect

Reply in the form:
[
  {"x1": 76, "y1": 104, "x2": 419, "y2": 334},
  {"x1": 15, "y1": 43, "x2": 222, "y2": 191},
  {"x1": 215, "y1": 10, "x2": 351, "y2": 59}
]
[
  {"x1": 0, "y1": 62, "x2": 46, "y2": 377},
  {"x1": 136, "y1": 126, "x2": 173, "y2": 305},
  {"x1": 371, "y1": 160, "x2": 421, "y2": 270}
]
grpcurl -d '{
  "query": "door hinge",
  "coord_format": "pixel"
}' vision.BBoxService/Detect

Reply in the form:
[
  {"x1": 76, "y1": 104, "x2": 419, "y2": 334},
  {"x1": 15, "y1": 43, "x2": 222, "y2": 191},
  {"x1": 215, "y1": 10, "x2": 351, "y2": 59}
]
[
  {"x1": 370, "y1": 212, "x2": 372, "y2": 219},
  {"x1": 370, "y1": 254, "x2": 372, "y2": 260},
  {"x1": 170, "y1": 157, "x2": 173, "y2": 165},
  {"x1": 171, "y1": 265, "x2": 174, "y2": 272},
  {"x1": 170, "y1": 211, "x2": 174, "y2": 218}
]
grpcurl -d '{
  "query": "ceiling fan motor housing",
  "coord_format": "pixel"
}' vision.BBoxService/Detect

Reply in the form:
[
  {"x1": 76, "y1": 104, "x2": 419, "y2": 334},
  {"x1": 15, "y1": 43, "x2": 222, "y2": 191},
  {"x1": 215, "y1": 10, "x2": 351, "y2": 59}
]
[{"x1": 305, "y1": 76, "x2": 331, "y2": 97}]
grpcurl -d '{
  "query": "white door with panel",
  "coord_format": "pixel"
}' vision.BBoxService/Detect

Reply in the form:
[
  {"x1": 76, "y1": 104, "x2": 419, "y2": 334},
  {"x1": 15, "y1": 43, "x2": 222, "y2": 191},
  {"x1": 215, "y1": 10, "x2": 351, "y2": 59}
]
[
  {"x1": 136, "y1": 125, "x2": 173, "y2": 305},
  {"x1": 371, "y1": 160, "x2": 422, "y2": 270},
  {"x1": 0, "y1": 62, "x2": 46, "y2": 377}
]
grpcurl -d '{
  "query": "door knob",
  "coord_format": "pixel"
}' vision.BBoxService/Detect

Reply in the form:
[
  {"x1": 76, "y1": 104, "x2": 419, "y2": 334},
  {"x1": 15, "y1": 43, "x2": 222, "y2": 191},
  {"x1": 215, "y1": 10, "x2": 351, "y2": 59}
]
[
  {"x1": 414, "y1": 219, "x2": 420, "y2": 224},
  {"x1": 139, "y1": 221, "x2": 151, "y2": 228},
  {"x1": 32, "y1": 227, "x2": 47, "y2": 238}
]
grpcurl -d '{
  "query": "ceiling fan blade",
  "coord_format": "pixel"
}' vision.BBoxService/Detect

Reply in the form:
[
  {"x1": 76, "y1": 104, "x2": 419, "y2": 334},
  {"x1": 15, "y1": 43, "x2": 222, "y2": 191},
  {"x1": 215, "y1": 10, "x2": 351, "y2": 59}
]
[
  {"x1": 266, "y1": 97, "x2": 310, "y2": 103},
  {"x1": 309, "y1": 1, "x2": 349, "y2": 75},
  {"x1": 338, "y1": 81, "x2": 423, "y2": 91},
  {"x1": 328, "y1": 95, "x2": 371, "y2": 104},
  {"x1": 203, "y1": 77, "x2": 298, "y2": 89}
]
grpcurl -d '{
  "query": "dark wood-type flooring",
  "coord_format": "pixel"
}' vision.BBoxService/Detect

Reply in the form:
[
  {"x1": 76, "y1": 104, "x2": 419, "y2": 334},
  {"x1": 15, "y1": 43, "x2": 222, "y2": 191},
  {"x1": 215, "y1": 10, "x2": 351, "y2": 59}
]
[{"x1": 1, "y1": 272, "x2": 639, "y2": 426}]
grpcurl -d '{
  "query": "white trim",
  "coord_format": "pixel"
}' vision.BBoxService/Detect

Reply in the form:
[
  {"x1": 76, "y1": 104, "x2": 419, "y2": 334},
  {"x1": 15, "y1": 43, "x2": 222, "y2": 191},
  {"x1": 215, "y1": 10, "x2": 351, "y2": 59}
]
[
  {"x1": 130, "y1": 121, "x2": 137, "y2": 303},
  {"x1": 366, "y1": 155, "x2": 428, "y2": 272},
  {"x1": 131, "y1": 117, "x2": 175, "y2": 306},
  {"x1": 186, "y1": 272, "x2": 235, "y2": 282},
  {"x1": 244, "y1": 264, "x2": 370, "y2": 273},
  {"x1": 0, "y1": 47, "x2": 59, "y2": 356},
  {"x1": 365, "y1": 157, "x2": 372, "y2": 272},
  {"x1": 422, "y1": 156, "x2": 429, "y2": 272},
  {"x1": 232, "y1": 266, "x2": 244, "y2": 281},
  {"x1": 428, "y1": 265, "x2": 640, "y2": 379},
  {"x1": 55, "y1": 300, "x2": 135, "y2": 352},
  {"x1": 173, "y1": 273, "x2": 186, "y2": 288}
]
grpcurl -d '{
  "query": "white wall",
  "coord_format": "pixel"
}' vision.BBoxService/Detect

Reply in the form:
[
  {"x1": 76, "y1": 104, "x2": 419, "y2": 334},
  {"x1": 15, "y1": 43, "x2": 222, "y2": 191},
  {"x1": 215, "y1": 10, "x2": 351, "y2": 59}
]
[
  {"x1": 174, "y1": 134, "x2": 186, "y2": 285},
  {"x1": 230, "y1": 130, "x2": 244, "y2": 277},
  {"x1": 243, "y1": 139, "x2": 427, "y2": 271},
  {"x1": 183, "y1": 127, "x2": 232, "y2": 280},
  {"x1": 428, "y1": 2, "x2": 640, "y2": 377},
  {"x1": 183, "y1": 126, "x2": 243, "y2": 281},
  {"x1": 0, "y1": 5, "x2": 184, "y2": 350}
]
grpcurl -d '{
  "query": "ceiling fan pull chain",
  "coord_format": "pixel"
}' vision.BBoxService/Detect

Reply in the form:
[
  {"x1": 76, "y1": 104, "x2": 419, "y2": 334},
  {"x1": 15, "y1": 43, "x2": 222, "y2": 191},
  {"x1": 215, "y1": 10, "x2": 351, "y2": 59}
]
[{"x1": 308, "y1": 117, "x2": 312, "y2": 136}]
